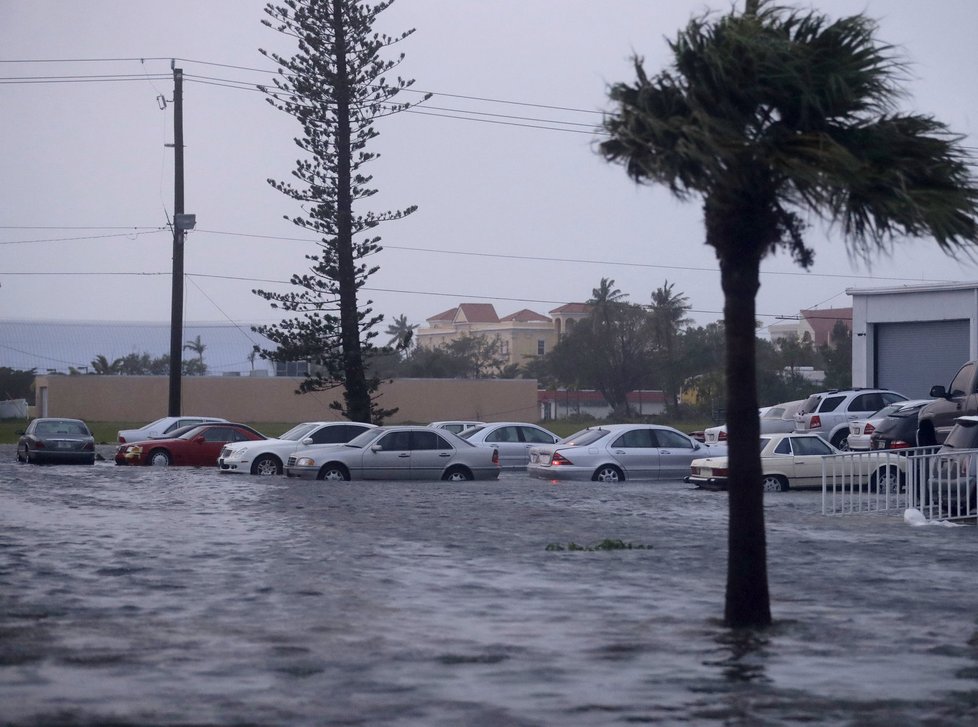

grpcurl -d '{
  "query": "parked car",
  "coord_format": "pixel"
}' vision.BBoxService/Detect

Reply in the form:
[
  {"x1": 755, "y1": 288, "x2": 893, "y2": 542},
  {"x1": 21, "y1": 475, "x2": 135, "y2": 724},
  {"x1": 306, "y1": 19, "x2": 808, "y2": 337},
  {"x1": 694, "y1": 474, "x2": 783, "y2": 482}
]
[
  {"x1": 427, "y1": 421, "x2": 485, "y2": 435},
  {"x1": 17, "y1": 417, "x2": 96, "y2": 465},
  {"x1": 686, "y1": 432, "x2": 839, "y2": 492},
  {"x1": 704, "y1": 400, "x2": 804, "y2": 444},
  {"x1": 457, "y1": 422, "x2": 561, "y2": 469},
  {"x1": 218, "y1": 421, "x2": 376, "y2": 475},
  {"x1": 794, "y1": 388, "x2": 907, "y2": 450},
  {"x1": 116, "y1": 423, "x2": 266, "y2": 466},
  {"x1": 118, "y1": 415, "x2": 228, "y2": 444},
  {"x1": 284, "y1": 426, "x2": 500, "y2": 481},
  {"x1": 922, "y1": 415, "x2": 978, "y2": 517},
  {"x1": 918, "y1": 359, "x2": 978, "y2": 445},
  {"x1": 527, "y1": 423, "x2": 725, "y2": 483},
  {"x1": 847, "y1": 399, "x2": 931, "y2": 451}
]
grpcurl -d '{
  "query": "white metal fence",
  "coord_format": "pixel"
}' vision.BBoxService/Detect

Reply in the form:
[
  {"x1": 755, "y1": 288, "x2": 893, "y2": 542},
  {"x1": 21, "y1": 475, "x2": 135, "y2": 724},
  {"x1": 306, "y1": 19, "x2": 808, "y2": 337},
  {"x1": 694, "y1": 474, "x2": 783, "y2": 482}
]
[{"x1": 821, "y1": 446, "x2": 978, "y2": 523}]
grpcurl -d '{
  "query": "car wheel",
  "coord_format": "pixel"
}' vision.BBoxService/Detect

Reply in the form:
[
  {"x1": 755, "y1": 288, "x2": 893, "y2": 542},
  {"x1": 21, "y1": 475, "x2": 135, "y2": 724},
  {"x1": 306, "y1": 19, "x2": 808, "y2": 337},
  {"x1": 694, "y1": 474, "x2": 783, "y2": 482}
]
[
  {"x1": 25, "y1": 447, "x2": 36, "y2": 464},
  {"x1": 149, "y1": 449, "x2": 171, "y2": 467},
  {"x1": 442, "y1": 466, "x2": 473, "y2": 482},
  {"x1": 761, "y1": 474, "x2": 788, "y2": 492},
  {"x1": 593, "y1": 465, "x2": 624, "y2": 483},
  {"x1": 830, "y1": 431, "x2": 849, "y2": 451},
  {"x1": 870, "y1": 466, "x2": 904, "y2": 494},
  {"x1": 251, "y1": 455, "x2": 283, "y2": 476},
  {"x1": 16, "y1": 447, "x2": 25, "y2": 463},
  {"x1": 318, "y1": 464, "x2": 350, "y2": 481}
]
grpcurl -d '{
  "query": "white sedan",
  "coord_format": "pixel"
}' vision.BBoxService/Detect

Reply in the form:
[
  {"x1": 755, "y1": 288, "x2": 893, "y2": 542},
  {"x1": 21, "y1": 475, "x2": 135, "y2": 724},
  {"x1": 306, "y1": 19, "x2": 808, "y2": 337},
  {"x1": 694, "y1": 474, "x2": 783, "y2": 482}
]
[
  {"x1": 703, "y1": 400, "x2": 804, "y2": 444},
  {"x1": 117, "y1": 415, "x2": 227, "y2": 444},
  {"x1": 686, "y1": 432, "x2": 839, "y2": 491},
  {"x1": 527, "y1": 423, "x2": 725, "y2": 482},
  {"x1": 218, "y1": 421, "x2": 376, "y2": 476},
  {"x1": 457, "y1": 422, "x2": 561, "y2": 469}
]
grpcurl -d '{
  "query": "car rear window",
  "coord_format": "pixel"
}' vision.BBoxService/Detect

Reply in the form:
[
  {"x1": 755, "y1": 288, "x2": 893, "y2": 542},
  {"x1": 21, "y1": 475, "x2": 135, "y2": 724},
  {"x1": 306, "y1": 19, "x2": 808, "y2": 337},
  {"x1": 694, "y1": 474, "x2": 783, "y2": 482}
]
[{"x1": 562, "y1": 429, "x2": 609, "y2": 446}]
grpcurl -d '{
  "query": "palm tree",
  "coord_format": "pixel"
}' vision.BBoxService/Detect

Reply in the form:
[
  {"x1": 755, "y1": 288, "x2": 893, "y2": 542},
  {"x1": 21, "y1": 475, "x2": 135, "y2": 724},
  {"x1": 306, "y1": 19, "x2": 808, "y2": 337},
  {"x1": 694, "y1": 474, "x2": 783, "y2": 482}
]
[
  {"x1": 384, "y1": 314, "x2": 419, "y2": 352},
  {"x1": 601, "y1": 0, "x2": 977, "y2": 627},
  {"x1": 588, "y1": 277, "x2": 627, "y2": 332},
  {"x1": 648, "y1": 281, "x2": 692, "y2": 414},
  {"x1": 183, "y1": 335, "x2": 206, "y2": 363}
]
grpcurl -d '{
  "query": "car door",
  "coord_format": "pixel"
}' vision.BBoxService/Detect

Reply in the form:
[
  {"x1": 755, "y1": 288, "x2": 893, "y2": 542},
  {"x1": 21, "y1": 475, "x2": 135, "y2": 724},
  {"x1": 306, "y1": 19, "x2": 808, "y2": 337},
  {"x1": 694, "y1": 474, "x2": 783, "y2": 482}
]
[
  {"x1": 362, "y1": 430, "x2": 413, "y2": 479},
  {"x1": 607, "y1": 428, "x2": 659, "y2": 479},
  {"x1": 788, "y1": 435, "x2": 834, "y2": 488},
  {"x1": 653, "y1": 429, "x2": 702, "y2": 480},
  {"x1": 409, "y1": 430, "x2": 454, "y2": 480},
  {"x1": 484, "y1": 426, "x2": 525, "y2": 469},
  {"x1": 189, "y1": 426, "x2": 240, "y2": 467}
]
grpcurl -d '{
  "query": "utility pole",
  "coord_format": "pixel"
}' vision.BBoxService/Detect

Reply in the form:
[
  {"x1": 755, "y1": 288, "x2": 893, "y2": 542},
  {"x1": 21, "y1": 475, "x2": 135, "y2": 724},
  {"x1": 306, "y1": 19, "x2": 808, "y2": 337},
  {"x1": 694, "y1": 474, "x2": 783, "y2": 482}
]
[{"x1": 168, "y1": 64, "x2": 187, "y2": 416}]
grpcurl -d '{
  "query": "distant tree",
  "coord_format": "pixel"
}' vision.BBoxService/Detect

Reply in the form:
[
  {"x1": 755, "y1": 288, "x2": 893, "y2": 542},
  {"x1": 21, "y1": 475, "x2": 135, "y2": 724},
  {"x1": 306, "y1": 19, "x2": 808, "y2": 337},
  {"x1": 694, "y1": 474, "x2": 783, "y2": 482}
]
[
  {"x1": 601, "y1": 0, "x2": 977, "y2": 626},
  {"x1": 819, "y1": 320, "x2": 853, "y2": 389},
  {"x1": 183, "y1": 335, "x2": 206, "y2": 364},
  {"x1": 254, "y1": 0, "x2": 428, "y2": 424},
  {"x1": 385, "y1": 313, "x2": 419, "y2": 354},
  {"x1": 90, "y1": 354, "x2": 120, "y2": 375},
  {"x1": 0, "y1": 367, "x2": 36, "y2": 404},
  {"x1": 648, "y1": 280, "x2": 693, "y2": 414}
]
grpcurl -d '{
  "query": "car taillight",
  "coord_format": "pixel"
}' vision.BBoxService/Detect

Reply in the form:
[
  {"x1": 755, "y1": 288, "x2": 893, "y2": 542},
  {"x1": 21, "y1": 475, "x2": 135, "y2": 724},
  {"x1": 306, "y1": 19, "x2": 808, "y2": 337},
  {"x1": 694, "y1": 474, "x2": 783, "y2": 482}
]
[
  {"x1": 718, "y1": 431, "x2": 727, "y2": 442},
  {"x1": 714, "y1": 468, "x2": 728, "y2": 476},
  {"x1": 551, "y1": 452, "x2": 572, "y2": 466},
  {"x1": 864, "y1": 423, "x2": 875, "y2": 435},
  {"x1": 118, "y1": 436, "x2": 126, "y2": 443},
  {"x1": 810, "y1": 415, "x2": 822, "y2": 429},
  {"x1": 491, "y1": 449, "x2": 499, "y2": 465},
  {"x1": 889, "y1": 440, "x2": 911, "y2": 449},
  {"x1": 83, "y1": 442, "x2": 94, "y2": 451}
]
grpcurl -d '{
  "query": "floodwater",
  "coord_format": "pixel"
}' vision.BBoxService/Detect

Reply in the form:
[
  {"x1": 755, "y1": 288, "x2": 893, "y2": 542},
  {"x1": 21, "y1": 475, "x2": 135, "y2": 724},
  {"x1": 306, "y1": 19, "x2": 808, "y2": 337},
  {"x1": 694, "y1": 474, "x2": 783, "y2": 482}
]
[{"x1": 1, "y1": 446, "x2": 976, "y2": 726}]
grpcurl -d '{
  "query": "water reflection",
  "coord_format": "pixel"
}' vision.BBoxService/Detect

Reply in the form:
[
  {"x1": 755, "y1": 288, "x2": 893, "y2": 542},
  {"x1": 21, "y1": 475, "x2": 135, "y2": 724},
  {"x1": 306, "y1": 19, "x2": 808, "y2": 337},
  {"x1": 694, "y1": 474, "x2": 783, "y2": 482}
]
[{"x1": 706, "y1": 625, "x2": 772, "y2": 684}]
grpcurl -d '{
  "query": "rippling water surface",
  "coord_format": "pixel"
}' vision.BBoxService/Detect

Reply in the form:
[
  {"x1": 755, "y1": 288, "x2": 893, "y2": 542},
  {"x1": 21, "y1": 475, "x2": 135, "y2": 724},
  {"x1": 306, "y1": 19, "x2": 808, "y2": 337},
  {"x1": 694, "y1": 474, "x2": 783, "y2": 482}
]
[{"x1": 1, "y1": 449, "x2": 976, "y2": 725}]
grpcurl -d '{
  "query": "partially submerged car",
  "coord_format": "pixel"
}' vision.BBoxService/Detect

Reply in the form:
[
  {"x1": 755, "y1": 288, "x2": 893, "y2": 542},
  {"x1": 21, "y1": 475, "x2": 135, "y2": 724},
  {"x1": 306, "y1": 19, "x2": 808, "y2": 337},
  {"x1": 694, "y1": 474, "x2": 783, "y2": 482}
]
[
  {"x1": 218, "y1": 421, "x2": 376, "y2": 476},
  {"x1": 527, "y1": 423, "x2": 725, "y2": 483},
  {"x1": 17, "y1": 417, "x2": 96, "y2": 465},
  {"x1": 117, "y1": 415, "x2": 228, "y2": 444},
  {"x1": 703, "y1": 400, "x2": 804, "y2": 445},
  {"x1": 285, "y1": 426, "x2": 500, "y2": 481},
  {"x1": 687, "y1": 432, "x2": 839, "y2": 492},
  {"x1": 116, "y1": 423, "x2": 266, "y2": 467}
]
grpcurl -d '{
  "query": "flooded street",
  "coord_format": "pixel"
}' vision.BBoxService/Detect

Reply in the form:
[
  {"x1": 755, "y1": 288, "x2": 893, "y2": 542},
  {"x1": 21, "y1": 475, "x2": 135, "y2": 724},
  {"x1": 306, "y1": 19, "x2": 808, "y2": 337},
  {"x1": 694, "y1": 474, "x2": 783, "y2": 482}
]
[{"x1": 1, "y1": 448, "x2": 976, "y2": 726}]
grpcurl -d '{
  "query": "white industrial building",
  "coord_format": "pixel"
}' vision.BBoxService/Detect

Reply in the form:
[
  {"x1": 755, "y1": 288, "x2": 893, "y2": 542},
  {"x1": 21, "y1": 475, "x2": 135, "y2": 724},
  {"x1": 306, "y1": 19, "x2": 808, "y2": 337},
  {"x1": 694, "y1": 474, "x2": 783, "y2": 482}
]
[{"x1": 849, "y1": 282, "x2": 978, "y2": 398}]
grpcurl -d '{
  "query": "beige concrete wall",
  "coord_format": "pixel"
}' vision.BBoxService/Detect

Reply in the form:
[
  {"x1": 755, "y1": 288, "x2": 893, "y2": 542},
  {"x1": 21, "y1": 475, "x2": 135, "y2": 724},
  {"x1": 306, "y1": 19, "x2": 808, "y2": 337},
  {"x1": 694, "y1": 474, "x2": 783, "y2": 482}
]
[{"x1": 33, "y1": 375, "x2": 539, "y2": 424}]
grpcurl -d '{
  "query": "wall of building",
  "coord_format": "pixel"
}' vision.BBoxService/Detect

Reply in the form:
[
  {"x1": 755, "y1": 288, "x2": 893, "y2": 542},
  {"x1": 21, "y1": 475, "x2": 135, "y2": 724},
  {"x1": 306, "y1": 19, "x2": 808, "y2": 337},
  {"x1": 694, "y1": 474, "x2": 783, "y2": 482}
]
[{"x1": 33, "y1": 376, "x2": 539, "y2": 424}]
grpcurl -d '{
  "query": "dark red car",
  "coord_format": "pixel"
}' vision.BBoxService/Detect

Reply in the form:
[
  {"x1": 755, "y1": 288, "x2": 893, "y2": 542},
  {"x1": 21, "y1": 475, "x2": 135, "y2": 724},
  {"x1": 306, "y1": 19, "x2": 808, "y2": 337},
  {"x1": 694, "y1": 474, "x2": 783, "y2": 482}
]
[{"x1": 115, "y1": 423, "x2": 266, "y2": 467}]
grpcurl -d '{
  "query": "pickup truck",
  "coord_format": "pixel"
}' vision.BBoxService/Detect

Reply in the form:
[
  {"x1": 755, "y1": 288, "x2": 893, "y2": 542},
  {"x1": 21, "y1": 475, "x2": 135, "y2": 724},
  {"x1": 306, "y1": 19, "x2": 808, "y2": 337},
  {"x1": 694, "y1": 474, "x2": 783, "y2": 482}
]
[{"x1": 918, "y1": 359, "x2": 978, "y2": 445}]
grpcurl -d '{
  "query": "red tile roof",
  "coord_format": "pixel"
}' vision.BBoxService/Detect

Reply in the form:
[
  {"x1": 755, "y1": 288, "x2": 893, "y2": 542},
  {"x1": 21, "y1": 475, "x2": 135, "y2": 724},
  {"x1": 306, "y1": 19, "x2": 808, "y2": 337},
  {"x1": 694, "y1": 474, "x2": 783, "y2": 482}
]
[
  {"x1": 455, "y1": 303, "x2": 499, "y2": 323},
  {"x1": 500, "y1": 309, "x2": 551, "y2": 323}
]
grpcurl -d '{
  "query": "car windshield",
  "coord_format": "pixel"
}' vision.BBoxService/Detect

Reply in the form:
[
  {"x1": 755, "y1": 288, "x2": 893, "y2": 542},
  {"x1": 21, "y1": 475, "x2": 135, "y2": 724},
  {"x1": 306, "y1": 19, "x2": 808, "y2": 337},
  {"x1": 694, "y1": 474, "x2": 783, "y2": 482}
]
[
  {"x1": 759, "y1": 437, "x2": 770, "y2": 450},
  {"x1": 942, "y1": 420, "x2": 978, "y2": 450},
  {"x1": 871, "y1": 403, "x2": 905, "y2": 419},
  {"x1": 278, "y1": 423, "x2": 319, "y2": 441},
  {"x1": 561, "y1": 429, "x2": 610, "y2": 446},
  {"x1": 761, "y1": 407, "x2": 785, "y2": 419},
  {"x1": 177, "y1": 426, "x2": 208, "y2": 440},
  {"x1": 458, "y1": 426, "x2": 486, "y2": 440},
  {"x1": 345, "y1": 428, "x2": 386, "y2": 448}
]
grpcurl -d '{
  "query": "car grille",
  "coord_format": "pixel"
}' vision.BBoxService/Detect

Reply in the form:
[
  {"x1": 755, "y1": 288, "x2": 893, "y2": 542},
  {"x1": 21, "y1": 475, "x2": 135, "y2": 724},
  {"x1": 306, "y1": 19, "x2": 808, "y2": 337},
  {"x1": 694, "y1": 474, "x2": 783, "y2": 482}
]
[{"x1": 287, "y1": 456, "x2": 298, "y2": 467}]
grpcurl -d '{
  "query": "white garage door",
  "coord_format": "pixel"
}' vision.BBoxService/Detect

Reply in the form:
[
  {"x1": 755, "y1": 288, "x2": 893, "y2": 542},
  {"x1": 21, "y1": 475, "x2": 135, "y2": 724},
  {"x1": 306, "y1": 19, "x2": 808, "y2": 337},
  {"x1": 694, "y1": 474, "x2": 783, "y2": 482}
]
[{"x1": 874, "y1": 320, "x2": 970, "y2": 398}]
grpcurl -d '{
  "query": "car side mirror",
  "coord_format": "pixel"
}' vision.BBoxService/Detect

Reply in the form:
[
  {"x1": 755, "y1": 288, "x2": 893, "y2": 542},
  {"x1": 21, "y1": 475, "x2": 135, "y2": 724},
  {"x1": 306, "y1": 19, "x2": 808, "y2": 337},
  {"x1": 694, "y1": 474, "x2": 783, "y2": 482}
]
[
  {"x1": 930, "y1": 385, "x2": 949, "y2": 399},
  {"x1": 302, "y1": 437, "x2": 314, "y2": 445},
  {"x1": 370, "y1": 444, "x2": 383, "y2": 452},
  {"x1": 194, "y1": 435, "x2": 206, "y2": 444}
]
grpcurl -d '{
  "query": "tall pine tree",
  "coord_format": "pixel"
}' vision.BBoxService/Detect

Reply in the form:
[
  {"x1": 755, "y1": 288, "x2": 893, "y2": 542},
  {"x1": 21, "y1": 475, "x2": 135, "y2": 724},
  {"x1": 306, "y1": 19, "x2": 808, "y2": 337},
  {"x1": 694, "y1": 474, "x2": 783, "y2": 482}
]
[{"x1": 254, "y1": 0, "x2": 428, "y2": 422}]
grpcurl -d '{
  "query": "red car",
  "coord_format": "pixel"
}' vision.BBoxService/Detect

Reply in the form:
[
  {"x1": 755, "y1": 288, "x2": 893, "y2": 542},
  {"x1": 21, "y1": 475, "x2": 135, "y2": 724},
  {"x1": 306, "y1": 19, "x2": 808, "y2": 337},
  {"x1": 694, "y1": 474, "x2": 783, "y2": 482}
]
[{"x1": 115, "y1": 423, "x2": 266, "y2": 467}]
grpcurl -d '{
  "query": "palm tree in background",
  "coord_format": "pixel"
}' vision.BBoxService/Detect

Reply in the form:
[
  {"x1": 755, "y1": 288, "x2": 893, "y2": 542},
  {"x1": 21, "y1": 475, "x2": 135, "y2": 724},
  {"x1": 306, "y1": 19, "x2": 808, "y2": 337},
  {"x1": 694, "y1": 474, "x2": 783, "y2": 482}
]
[
  {"x1": 183, "y1": 336, "x2": 206, "y2": 364},
  {"x1": 384, "y1": 314, "x2": 419, "y2": 352},
  {"x1": 648, "y1": 281, "x2": 693, "y2": 414},
  {"x1": 601, "y1": 0, "x2": 978, "y2": 627}
]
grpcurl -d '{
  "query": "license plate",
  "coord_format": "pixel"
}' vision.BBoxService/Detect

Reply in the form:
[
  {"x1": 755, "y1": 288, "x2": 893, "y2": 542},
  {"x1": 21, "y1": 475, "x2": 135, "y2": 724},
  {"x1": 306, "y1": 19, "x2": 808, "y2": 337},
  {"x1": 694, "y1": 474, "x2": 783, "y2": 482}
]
[{"x1": 57, "y1": 441, "x2": 73, "y2": 449}]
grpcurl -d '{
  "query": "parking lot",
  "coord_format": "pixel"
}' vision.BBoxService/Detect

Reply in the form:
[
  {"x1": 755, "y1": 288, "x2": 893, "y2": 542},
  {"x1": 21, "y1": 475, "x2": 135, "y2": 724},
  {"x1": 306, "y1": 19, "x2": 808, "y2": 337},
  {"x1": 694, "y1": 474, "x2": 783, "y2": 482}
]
[{"x1": 2, "y1": 449, "x2": 976, "y2": 725}]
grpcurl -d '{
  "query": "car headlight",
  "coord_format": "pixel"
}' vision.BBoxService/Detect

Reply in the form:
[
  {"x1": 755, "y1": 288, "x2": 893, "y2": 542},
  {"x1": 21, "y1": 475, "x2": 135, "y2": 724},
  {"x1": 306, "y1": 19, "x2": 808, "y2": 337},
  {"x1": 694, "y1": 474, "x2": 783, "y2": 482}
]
[
  {"x1": 296, "y1": 456, "x2": 316, "y2": 466},
  {"x1": 126, "y1": 446, "x2": 142, "y2": 456}
]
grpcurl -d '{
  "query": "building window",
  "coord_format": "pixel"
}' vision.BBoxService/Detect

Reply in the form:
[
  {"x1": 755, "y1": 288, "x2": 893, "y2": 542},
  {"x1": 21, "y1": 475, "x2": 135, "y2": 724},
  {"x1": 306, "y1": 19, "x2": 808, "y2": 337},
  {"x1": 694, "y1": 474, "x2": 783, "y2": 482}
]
[
  {"x1": 537, "y1": 340, "x2": 545, "y2": 356},
  {"x1": 500, "y1": 339, "x2": 510, "y2": 356},
  {"x1": 275, "y1": 361, "x2": 309, "y2": 377}
]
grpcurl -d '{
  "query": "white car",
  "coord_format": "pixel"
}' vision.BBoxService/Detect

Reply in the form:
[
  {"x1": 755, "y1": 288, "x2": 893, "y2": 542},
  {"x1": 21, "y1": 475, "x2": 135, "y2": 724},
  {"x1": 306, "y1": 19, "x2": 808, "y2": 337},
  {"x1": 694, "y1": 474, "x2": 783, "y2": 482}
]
[
  {"x1": 117, "y1": 415, "x2": 228, "y2": 444},
  {"x1": 703, "y1": 400, "x2": 804, "y2": 444},
  {"x1": 457, "y1": 421, "x2": 561, "y2": 469},
  {"x1": 846, "y1": 399, "x2": 931, "y2": 451},
  {"x1": 687, "y1": 432, "x2": 839, "y2": 492},
  {"x1": 218, "y1": 421, "x2": 376, "y2": 476},
  {"x1": 428, "y1": 420, "x2": 485, "y2": 435}
]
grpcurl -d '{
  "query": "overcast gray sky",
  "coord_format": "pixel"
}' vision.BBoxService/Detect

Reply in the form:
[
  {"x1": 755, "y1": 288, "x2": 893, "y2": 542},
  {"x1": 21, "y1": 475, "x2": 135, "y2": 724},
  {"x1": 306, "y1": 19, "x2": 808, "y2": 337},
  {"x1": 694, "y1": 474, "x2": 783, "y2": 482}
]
[{"x1": 3, "y1": 0, "x2": 977, "y2": 340}]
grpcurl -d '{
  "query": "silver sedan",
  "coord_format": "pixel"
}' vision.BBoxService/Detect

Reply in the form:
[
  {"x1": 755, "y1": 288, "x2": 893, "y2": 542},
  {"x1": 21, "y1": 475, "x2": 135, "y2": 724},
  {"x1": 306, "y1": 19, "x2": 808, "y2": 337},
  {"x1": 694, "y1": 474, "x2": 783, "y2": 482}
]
[
  {"x1": 284, "y1": 426, "x2": 501, "y2": 481},
  {"x1": 457, "y1": 422, "x2": 561, "y2": 469},
  {"x1": 527, "y1": 424, "x2": 726, "y2": 482}
]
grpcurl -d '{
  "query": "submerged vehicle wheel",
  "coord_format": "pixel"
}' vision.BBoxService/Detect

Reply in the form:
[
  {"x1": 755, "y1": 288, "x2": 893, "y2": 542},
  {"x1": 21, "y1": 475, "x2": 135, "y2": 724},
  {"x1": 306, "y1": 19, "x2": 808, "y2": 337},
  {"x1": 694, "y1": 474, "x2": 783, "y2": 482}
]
[
  {"x1": 149, "y1": 449, "x2": 171, "y2": 467},
  {"x1": 593, "y1": 465, "x2": 623, "y2": 483},
  {"x1": 318, "y1": 464, "x2": 350, "y2": 481},
  {"x1": 761, "y1": 474, "x2": 788, "y2": 492},
  {"x1": 442, "y1": 466, "x2": 473, "y2": 482},
  {"x1": 870, "y1": 466, "x2": 904, "y2": 494},
  {"x1": 831, "y1": 431, "x2": 849, "y2": 451},
  {"x1": 251, "y1": 455, "x2": 283, "y2": 476}
]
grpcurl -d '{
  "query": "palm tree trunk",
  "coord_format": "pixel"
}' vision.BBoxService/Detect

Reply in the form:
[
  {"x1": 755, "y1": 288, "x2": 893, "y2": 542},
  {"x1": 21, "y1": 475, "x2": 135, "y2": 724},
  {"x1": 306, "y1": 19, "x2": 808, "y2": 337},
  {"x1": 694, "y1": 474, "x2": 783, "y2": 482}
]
[{"x1": 719, "y1": 247, "x2": 771, "y2": 627}]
